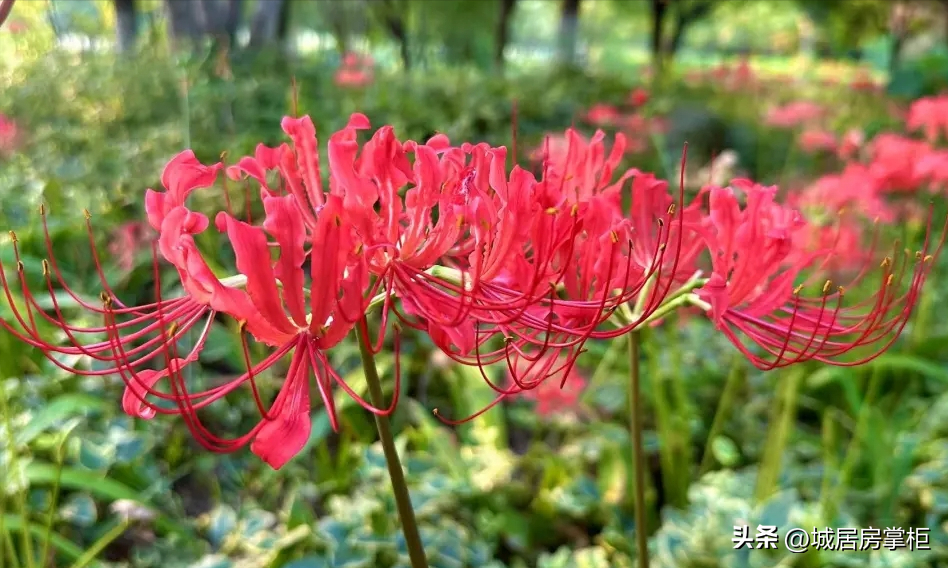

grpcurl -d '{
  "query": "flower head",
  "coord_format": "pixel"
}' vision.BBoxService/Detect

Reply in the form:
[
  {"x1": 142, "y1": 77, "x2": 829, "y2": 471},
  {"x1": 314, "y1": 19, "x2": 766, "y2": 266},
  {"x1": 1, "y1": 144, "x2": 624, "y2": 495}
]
[
  {"x1": 906, "y1": 94, "x2": 948, "y2": 144},
  {"x1": 694, "y1": 178, "x2": 944, "y2": 369}
]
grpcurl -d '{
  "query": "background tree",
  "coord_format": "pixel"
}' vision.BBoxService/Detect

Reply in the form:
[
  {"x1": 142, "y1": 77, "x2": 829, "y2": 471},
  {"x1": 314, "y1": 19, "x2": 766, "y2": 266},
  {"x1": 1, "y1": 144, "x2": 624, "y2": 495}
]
[
  {"x1": 495, "y1": 0, "x2": 518, "y2": 69},
  {"x1": 557, "y1": 0, "x2": 582, "y2": 66},
  {"x1": 113, "y1": 0, "x2": 136, "y2": 52}
]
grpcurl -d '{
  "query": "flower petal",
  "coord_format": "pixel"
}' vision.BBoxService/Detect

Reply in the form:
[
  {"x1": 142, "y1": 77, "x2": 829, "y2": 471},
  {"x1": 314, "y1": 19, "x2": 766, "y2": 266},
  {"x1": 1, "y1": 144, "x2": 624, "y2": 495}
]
[
  {"x1": 262, "y1": 194, "x2": 309, "y2": 328},
  {"x1": 219, "y1": 213, "x2": 299, "y2": 337},
  {"x1": 250, "y1": 365, "x2": 311, "y2": 470}
]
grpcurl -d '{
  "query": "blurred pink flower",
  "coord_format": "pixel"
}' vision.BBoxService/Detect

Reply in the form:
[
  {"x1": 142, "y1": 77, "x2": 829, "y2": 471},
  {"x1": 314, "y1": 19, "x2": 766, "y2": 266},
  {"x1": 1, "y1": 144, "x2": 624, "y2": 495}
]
[
  {"x1": 629, "y1": 87, "x2": 650, "y2": 107},
  {"x1": 837, "y1": 128, "x2": 864, "y2": 161},
  {"x1": 798, "y1": 129, "x2": 837, "y2": 154},
  {"x1": 765, "y1": 101, "x2": 825, "y2": 128},
  {"x1": 513, "y1": 354, "x2": 588, "y2": 417},
  {"x1": 0, "y1": 113, "x2": 19, "y2": 155},
  {"x1": 915, "y1": 149, "x2": 948, "y2": 191},
  {"x1": 108, "y1": 221, "x2": 154, "y2": 273},
  {"x1": 584, "y1": 103, "x2": 621, "y2": 127},
  {"x1": 867, "y1": 133, "x2": 931, "y2": 193},
  {"x1": 906, "y1": 94, "x2": 948, "y2": 144},
  {"x1": 850, "y1": 69, "x2": 879, "y2": 92},
  {"x1": 797, "y1": 164, "x2": 893, "y2": 223},
  {"x1": 334, "y1": 51, "x2": 374, "y2": 88},
  {"x1": 530, "y1": 133, "x2": 570, "y2": 165}
]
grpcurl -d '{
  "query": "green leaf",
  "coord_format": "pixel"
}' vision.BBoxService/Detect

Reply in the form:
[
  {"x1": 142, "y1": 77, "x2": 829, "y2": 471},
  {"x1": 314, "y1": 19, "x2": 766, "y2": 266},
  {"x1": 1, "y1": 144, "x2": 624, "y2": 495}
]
[
  {"x1": 206, "y1": 505, "x2": 237, "y2": 547},
  {"x1": 25, "y1": 464, "x2": 189, "y2": 535},
  {"x1": 60, "y1": 492, "x2": 98, "y2": 527},
  {"x1": 1, "y1": 514, "x2": 99, "y2": 566},
  {"x1": 283, "y1": 556, "x2": 331, "y2": 568},
  {"x1": 710, "y1": 436, "x2": 740, "y2": 467},
  {"x1": 14, "y1": 393, "x2": 109, "y2": 446}
]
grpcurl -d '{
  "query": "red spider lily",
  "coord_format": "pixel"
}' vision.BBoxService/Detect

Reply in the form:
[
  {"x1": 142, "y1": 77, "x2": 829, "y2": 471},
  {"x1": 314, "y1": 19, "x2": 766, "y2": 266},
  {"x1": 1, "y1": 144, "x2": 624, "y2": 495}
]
[
  {"x1": 906, "y1": 94, "x2": 948, "y2": 145},
  {"x1": 0, "y1": 151, "x2": 230, "y2": 388},
  {"x1": 866, "y1": 134, "x2": 931, "y2": 193},
  {"x1": 628, "y1": 87, "x2": 650, "y2": 108},
  {"x1": 837, "y1": 128, "x2": 864, "y2": 162},
  {"x1": 228, "y1": 115, "x2": 575, "y2": 389},
  {"x1": 694, "y1": 179, "x2": 945, "y2": 370},
  {"x1": 225, "y1": 114, "x2": 693, "y2": 425},
  {"x1": 134, "y1": 147, "x2": 391, "y2": 468},
  {"x1": 108, "y1": 221, "x2": 153, "y2": 273},
  {"x1": 334, "y1": 51, "x2": 375, "y2": 88},
  {"x1": 764, "y1": 101, "x2": 825, "y2": 129},
  {"x1": 797, "y1": 129, "x2": 837, "y2": 155},
  {"x1": 513, "y1": 352, "x2": 588, "y2": 417},
  {"x1": 584, "y1": 104, "x2": 622, "y2": 128},
  {"x1": 0, "y1": 113, "x2": 19, "y2": 156},
  {"x1": 796, "y1": 164, "x2": 894, "y2": 224}
]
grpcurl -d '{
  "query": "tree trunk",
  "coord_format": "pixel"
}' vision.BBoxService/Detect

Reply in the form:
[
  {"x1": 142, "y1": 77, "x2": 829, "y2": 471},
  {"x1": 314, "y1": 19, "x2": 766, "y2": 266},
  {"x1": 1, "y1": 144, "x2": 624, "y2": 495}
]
[
  {"x1": 668, "y1": 1, "x2": 714, "y2": 60},
  {"x1": 669, "y1": 12, "x2": 686, "y2": 58},
  {"x1": 650, "y1": 0, "x2": 668, "y2": 71},
  {"x1": 114, "y1": 0, "x2": 137, "y2": 53},
  {"x1": 380, "y1": 0, "x2": 410, "y2": 70},
  {"x1": 223, "y1": 0, "x2": 244, "y2": 47},
  {"x1": 276, "y1": 0, "x2": 292, "y2": 45},
  {"x1": 326, "y1": 0, "x2": 351, "y2": 55},
  {"x1": 249, "y1": 0, "x2": 286, "y2": 48},
  {"x1": 941, "y1": 0, "x2": 948, "y2": 49},
  {"x1": 495, "y1": 0, "x2": 517, "y2": 69},
  {"x1": 165, "y1": 0, "x2": 205, "y2": 45},
  {"x1": 888, "y1": 1, "x2": 909, "y2": 75},
  {"x1": 557, "y1": 0, "x2": 581, "y2": 66}
]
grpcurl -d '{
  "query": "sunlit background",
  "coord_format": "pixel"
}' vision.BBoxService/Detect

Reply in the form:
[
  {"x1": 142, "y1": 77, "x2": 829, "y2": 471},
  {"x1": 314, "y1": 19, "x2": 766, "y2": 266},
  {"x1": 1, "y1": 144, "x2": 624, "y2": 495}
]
[{"x1": 1, "y1": 0, "x2": 948, "y2": 567}]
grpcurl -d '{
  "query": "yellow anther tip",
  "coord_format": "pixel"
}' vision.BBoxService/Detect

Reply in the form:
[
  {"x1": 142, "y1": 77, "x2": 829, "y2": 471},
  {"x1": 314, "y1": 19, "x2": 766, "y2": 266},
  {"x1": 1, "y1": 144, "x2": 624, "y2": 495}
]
[{"x1": 545, "y1": 207, "x2": 558, "y2": 215}]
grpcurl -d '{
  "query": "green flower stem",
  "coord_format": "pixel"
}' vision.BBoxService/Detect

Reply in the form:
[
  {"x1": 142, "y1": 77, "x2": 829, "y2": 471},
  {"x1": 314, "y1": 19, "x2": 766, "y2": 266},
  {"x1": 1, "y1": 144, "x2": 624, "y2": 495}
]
[
  {"x1": 698, "y1": 355, "x2": 743, "y2": 475},
  {"x1": 628, "y1": 330, "x2": 650, "y2": 568},
  {"x1": 754, "y1": 367, "x2": 804, "y2": 502},
  {"x1": 67, "y1": 520, "x2": 129, "y2": 568},
  {"x1": 645, "y1": 331, "x2": 679, "y2": 508},
  {"x1": 825, "y1": 366, "x2": 883, "y2": 521},
  {"x1": 356, "y1": 321, "x2": 428, "y2": 568}
]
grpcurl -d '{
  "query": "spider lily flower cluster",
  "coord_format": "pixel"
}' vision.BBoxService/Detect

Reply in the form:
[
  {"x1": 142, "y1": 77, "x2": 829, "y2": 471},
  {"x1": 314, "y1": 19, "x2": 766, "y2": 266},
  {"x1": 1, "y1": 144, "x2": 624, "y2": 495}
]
[{"x1": 1, "y1": 113, "x2": 942, "y2": 468}]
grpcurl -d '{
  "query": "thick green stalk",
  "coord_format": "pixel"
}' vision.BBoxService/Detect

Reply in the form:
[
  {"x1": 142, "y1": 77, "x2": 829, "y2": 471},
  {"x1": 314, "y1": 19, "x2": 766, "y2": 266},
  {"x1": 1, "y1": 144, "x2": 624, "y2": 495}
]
[
  {"x1": 356, "y1": 322, "x2": 428, "y2": 568},
  {"x1": 754, "y1": 368, "x2": 804, "y2": 502},
  {"x1": 628, "y1": 331, "x2": 650, "y2": 568},
  {"x1": 825, "y1": 366, "x2": 883, "y2": 521},
  {"x1": 698, "y1": 356, "x2": 743, "y2": 475},
  {"x1": 646, "y1": 339, "x2": 679, "y2": 508}
]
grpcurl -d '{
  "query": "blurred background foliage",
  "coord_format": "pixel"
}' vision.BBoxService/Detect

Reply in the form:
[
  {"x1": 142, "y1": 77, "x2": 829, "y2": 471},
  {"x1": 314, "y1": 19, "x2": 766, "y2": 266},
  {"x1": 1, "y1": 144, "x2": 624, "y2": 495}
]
[{"x1": 1, "y1": 0, "x2": 948, "y2": 567}]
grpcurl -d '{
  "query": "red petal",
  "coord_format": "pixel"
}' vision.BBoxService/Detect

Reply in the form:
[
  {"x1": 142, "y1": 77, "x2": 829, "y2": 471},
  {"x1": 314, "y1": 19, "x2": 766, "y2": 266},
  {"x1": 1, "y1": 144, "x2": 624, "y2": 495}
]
[
  {"x1": 122, "y1": 358, "x2": 190, "y2": 420},
  {"x1": 160, "y1": 150, "x2": 222, "y2": 203},
  {"x1": 250, "y1": 367, "x2": 311, "y2": 470},
  {"x1": 220, "y1": 213, "x2": 299, "y2": 336},
  {"x1": 262, "y1": 195, "x2": 309, "y2": 328}
]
